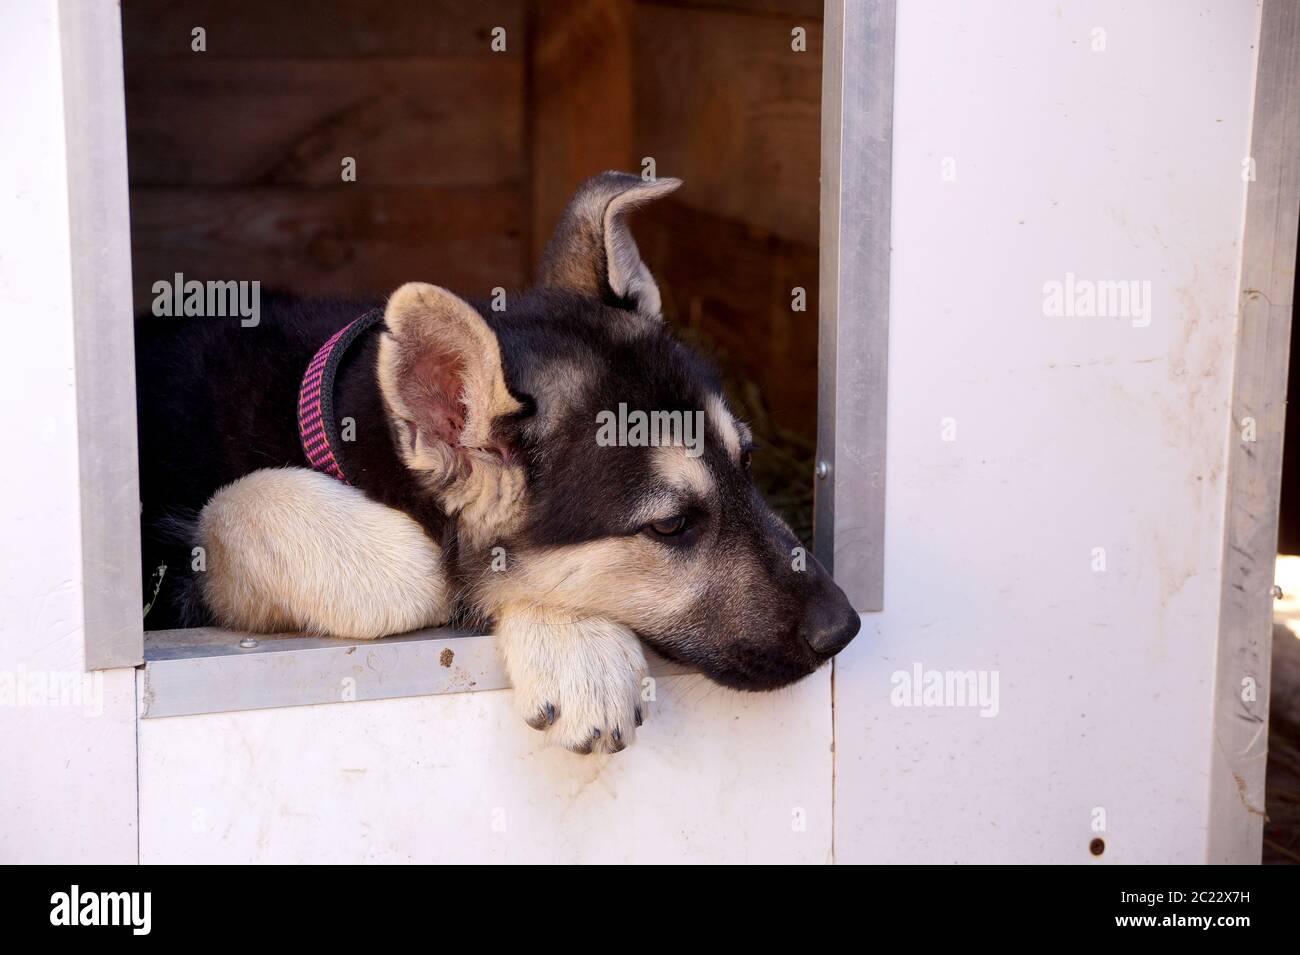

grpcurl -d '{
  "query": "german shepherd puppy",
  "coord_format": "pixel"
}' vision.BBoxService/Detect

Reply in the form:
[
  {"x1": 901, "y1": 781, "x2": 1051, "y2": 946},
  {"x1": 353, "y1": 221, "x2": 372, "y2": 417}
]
[{"x1": 136, "y1": 173, "x2": 860, "y2": 753}]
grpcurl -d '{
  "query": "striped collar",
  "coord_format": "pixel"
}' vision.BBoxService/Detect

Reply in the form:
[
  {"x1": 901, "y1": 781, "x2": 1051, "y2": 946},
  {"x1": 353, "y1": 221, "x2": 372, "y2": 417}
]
[{"x1": 297, "y1": 309, "x2": 384, "y2": 485}]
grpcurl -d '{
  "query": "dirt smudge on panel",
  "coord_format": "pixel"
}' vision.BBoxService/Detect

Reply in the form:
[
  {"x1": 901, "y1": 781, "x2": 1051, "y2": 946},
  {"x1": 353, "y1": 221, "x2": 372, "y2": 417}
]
[{"x1": 1233, "y1": 771, "x2": 1266, "y2": 818}]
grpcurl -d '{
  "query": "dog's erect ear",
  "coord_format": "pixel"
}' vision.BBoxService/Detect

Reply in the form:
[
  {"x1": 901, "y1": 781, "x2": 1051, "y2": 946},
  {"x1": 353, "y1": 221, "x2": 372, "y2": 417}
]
[
  {"x1": 538, "y1": 171, "x2": 682, "y2": 318},
  {"x1": 378, "y1": 282, "x2": 523, "y2": 489}
]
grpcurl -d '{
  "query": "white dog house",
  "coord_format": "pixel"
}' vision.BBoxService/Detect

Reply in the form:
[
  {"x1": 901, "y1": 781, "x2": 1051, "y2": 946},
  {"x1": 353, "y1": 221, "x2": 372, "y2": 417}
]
[{"x1": 2, "y1": 0, "x2": 1296, "y2": 864}]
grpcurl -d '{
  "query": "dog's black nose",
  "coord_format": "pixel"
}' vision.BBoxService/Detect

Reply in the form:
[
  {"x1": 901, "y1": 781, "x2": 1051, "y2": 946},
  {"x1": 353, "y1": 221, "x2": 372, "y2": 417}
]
[{"x1": 799, "y1": 589, "x2": 861, "y2": 657}]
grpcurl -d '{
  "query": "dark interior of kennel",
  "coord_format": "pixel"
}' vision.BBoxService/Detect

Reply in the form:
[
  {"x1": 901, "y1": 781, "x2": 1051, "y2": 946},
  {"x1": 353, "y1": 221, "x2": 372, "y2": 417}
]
[
  {"x1": 1265, "y1": 218, "x2": 1300, "y2": 865},
  {"x1": 121, "y1": 0, "x2": 824, "y2": 541}
]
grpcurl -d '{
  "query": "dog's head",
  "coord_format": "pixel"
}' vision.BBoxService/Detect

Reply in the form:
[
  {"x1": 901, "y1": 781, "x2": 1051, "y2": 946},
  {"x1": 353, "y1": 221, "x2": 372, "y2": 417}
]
[{"x1": 377, "y1": 172, "x2": 860, "y2": 690}]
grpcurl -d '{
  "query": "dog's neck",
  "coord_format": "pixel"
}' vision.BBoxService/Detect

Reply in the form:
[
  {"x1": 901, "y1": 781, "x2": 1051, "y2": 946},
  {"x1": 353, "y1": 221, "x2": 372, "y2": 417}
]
[
  {"x1": 297, "y1": 309, "x2": 384, "y2": 484},
  {"x1": 320, "y1": 325, "x2": 456, "y2": 548},
  {"x1": 304, "y1": 312, "x2": 519, "y2": 618}
]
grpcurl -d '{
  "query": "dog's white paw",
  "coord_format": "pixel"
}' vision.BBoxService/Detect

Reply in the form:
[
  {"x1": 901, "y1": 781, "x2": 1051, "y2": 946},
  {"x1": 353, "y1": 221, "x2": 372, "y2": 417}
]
[{"x1": 496, "y1": 609, "x2": 647, "y2": 754}]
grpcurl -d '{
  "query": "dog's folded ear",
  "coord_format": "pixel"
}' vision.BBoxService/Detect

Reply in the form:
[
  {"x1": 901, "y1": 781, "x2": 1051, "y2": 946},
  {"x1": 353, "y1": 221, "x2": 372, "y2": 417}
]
[
  {"x1": 378, "y1": 282, "x2": 523, "y2": 494},
  {"x1": 538, "y1": 171, "x2": 682, "y2": 319}
]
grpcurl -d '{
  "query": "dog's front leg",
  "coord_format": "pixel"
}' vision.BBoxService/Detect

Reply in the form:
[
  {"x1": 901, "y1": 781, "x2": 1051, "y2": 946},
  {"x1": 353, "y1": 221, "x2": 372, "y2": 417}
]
[
  {"x1": 496, "y1": 606, "x2": 648, "y2": 754},
  {"x1": 199, "y1": 467, "x2": 451, "y2": 640}
]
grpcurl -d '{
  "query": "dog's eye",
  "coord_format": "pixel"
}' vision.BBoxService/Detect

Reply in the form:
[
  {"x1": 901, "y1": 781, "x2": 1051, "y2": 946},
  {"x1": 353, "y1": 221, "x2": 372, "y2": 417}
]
[
  {"x1": 647, "y1": 515, "x2": 689, "y2": 538},
  {"x1": 741, "y1": 444, "x2": 756, "y2": 474}
]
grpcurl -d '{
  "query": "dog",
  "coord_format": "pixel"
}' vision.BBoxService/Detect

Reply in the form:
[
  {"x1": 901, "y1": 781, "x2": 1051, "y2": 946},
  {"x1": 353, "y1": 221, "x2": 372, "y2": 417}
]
[{"x1": 136, "y1": 172, "x2": 861, "y2": 753}]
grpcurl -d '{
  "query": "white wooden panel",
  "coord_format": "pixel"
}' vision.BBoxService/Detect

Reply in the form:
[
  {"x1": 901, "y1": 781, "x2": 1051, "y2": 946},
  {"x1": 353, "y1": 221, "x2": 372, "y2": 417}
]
[
  {"x1": 1207, "y1": 0, "x2": 1299, "y2": 863},
  {"x1": 139, "y1": 670, "x2": 831, "y2": 863},
  {"x1": 0, "y1": 0, "x2": 137, "y2": 863},
  {"x1": 60, "y1": 0, "x2": 144, "y2": 670},
  {"x1": 833, "y1": 0, "x2": 1261, "y2": 863}
]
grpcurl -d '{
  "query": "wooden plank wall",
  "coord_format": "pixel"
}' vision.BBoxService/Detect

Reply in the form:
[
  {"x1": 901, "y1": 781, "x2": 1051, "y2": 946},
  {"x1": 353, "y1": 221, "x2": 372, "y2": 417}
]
[
  {"x1": 531, "y1": 0, "x2": 823, "y2": 437},
  {"x1": 122, "y1": 0, "x2": 529, "y2": 308},
  {"x1": 124, "y1": 0, "x2": 821, "y2": 441}
]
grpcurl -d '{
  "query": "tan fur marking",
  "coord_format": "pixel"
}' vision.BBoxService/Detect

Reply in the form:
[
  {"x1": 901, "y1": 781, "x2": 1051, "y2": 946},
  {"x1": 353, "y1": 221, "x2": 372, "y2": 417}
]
[
  {"x1": 529, "y1": 356, "x2": 595, "y2": 438},
  {"x1": 652, "y1": 444, "x2": 715, "y2": 500},
  {"x1": 706, "y1": 393, "x2": 743, "y2": 462},
  {"x1": 477, "y1": 535, "x2": 706, "y2": 638}
]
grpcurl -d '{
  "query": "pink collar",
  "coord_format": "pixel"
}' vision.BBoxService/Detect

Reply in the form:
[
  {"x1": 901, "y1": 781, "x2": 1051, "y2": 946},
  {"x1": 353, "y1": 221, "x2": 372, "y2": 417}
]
[{"x1": 297, "y1": 309, "x2": 383, "y2": 484}]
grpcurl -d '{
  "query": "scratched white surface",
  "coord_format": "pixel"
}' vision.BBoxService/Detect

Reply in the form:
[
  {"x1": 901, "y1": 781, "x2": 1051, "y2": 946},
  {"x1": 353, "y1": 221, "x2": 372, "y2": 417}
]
[
  {"x1": 0, "y1": 1, "x2": 138, "y2": 864},
  {"x1": 832, "y1": 0, "x2": 1262, "y2": 862},
  {"x1": 138, "y1": 670, "x2": 831, "y2": 863}
]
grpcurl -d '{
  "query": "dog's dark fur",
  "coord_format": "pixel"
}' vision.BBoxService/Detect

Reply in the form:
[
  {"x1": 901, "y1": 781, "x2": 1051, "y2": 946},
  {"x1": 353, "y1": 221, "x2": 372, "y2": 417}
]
[{"x1": 136, "y1": 172, "x2": 859, "y2": 700}]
